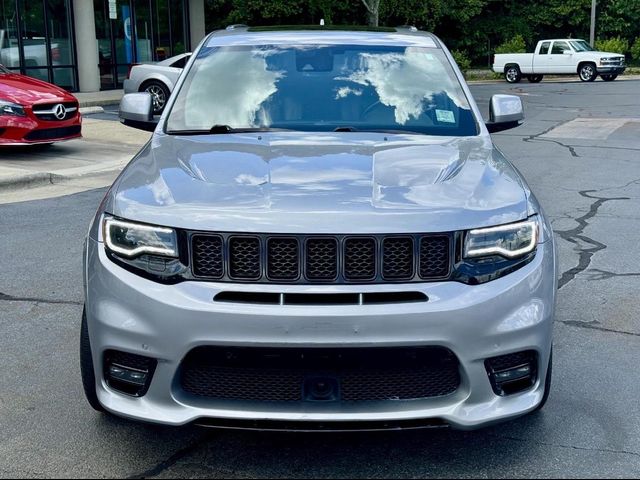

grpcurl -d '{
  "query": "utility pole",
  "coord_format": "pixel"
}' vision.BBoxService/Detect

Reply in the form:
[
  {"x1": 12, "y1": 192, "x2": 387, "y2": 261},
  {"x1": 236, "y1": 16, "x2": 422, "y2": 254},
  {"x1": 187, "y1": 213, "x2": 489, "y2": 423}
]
[{"x1": 590, "y1": 0, "x2": 596, "y2": 46}]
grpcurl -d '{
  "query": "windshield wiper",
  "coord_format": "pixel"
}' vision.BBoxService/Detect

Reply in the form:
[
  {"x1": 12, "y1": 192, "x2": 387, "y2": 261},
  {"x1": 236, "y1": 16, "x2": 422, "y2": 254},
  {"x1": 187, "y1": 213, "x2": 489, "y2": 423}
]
[
  {"x1": 333, "y1": 126, "x2": 425, "y2": 135},
  {"x1": 167, "y1": 125, "x2": 292, "y2": 135}
]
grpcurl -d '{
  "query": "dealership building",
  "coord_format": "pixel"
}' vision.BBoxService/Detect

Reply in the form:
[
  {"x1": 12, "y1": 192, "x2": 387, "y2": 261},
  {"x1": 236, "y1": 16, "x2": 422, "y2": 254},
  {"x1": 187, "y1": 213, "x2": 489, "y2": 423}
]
[{"x1": 0, "y1": 0, "x2": 206, "y2": 92}]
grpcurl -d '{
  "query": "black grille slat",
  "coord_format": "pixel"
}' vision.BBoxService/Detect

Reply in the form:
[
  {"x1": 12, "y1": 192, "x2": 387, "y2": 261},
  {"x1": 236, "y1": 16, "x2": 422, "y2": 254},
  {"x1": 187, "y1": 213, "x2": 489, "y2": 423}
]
[
  {"x1": 229, "y1": 237, "x2": 261, "y2": 279},
  {"x1": 419, "y1": 236, "x2": 451, "y2": 278},
  {"x1": 192, "y1": 235, "x2": 224, "y2": 278},
  {"x1": 344, "y1": 238, "x2": 376, "y2": 280},
  {"x1": 191, "y1": 233, "x2": 451, "y2": 284},
  {"x1": 382, "y1": 237, "x2": 414, "y2": 279},
  {"x1": 180, "y1": 347, "x2": 460, "y2": 403},
  {"x1": 267, "y1": 238, "x2": 299, "y2": 280},
  {"x1": 306, "y1": 238, "x2": 338, "y2": 280},
  {"x1": 24, "y1": 125, "x2": 81, "y2": 141}
]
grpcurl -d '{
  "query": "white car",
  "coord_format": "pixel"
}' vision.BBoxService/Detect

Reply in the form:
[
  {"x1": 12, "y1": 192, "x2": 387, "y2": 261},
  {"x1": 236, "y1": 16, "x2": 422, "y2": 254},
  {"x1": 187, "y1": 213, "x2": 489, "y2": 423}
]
[
  {"x1": 123, "y1": 53, "x2": 191, "y2": 114},
  {"x1": 493, "y1": 39, "x2": 626, "y2": 83}
]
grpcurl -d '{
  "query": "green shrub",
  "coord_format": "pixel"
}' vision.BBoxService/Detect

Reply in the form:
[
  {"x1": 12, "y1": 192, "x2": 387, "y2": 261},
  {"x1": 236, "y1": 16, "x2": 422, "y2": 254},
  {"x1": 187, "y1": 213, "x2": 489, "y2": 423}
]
[
  {"x1": 495, "y1": 35, "x2": 527, "y2": 54},
  {"x1": 451, "y1": 49, "x2": 471, "y2": 73},
  {"x1": 595, "y1": 37, "x2": 629, "y2": 55},
  {"x1": 631, "y1": 38, "x2": 640, "y2": 63}
]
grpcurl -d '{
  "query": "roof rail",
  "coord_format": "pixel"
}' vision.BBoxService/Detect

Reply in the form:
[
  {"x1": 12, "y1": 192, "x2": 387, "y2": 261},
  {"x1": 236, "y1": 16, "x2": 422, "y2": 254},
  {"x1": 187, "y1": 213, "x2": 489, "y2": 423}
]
[
  {"x1": 226, "y1": 24, "x2": 249, "y2": 31},
  {"x1": 396, "y1": 25, "x2": 419, "y2": 32}
]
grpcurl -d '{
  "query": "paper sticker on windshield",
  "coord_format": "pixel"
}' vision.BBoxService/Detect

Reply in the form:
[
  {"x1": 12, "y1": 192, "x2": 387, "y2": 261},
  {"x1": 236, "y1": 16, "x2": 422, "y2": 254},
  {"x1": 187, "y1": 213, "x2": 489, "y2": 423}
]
[{"x1": 436, "y1": 110, "x2": 456, "y2": 123}]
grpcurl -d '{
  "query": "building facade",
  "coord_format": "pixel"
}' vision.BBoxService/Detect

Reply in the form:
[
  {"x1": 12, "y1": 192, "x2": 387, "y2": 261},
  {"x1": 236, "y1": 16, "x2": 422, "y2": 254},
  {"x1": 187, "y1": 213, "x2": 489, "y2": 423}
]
[{"x1": 0, "y1": 0, "x2": 205, "y2": 92}]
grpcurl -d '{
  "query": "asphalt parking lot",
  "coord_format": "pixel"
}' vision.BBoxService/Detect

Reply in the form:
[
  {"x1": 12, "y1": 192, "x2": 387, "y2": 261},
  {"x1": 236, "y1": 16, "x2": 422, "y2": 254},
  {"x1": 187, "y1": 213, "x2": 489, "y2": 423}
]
[{"x1": 1, "y1": 78, "x2": 639, "y2": 478}]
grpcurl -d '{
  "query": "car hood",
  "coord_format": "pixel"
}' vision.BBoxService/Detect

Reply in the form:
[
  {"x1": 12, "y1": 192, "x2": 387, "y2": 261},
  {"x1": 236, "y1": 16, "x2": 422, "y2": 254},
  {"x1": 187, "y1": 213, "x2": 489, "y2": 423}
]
[
  {"x1": 110, "y1": 132, "x2": 530, "y2": 234},
  {"x1": 0, "y1": 73, "x2": 75, "y2": 105},
  {"x1": 586, "y1": 50, "x2": 625, "y2": 59}
]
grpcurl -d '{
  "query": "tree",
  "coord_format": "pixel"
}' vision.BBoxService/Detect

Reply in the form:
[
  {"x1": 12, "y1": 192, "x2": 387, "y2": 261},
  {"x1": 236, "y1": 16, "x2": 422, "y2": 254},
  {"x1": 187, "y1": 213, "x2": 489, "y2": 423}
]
[{"x1": 361, "y1": 0, "x2": 381, "y2": 26}]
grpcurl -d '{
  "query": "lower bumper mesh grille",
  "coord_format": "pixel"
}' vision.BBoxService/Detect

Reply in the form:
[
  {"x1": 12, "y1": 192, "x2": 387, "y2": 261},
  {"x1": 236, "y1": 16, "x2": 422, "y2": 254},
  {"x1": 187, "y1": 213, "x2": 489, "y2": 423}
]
[{"x1": 180, "y1": 346, "x2": 460, "y2": 403}]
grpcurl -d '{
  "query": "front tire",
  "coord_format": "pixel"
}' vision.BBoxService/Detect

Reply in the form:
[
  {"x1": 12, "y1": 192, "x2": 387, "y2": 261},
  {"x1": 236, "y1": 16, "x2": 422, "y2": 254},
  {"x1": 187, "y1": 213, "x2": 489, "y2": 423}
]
[
  {"x1": 505, "y1": 65, "x2": 522, "y2": 83},
  {"x1": 527, "y1": 75, "x2": 544, "y2": 83},
  {"x1": 578, "y1": 63, "x2": 597, "y2": 82},
  {"x1": 80, "y1": 307, "x2": 105, "y2": 413},
  {"x1": 601, "y1": 74, "x2": 618, "y2": 82}
]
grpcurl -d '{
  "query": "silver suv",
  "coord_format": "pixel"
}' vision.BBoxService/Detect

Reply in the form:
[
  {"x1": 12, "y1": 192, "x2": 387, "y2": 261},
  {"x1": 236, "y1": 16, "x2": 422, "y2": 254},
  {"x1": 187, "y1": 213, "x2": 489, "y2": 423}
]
[{"x1": 81, "y1": 26, "x2": 557, "y2": 431}]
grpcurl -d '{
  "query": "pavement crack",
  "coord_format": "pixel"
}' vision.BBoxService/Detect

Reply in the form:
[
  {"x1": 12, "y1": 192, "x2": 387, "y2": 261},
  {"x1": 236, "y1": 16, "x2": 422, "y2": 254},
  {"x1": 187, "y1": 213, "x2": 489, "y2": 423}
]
[
  {"x1": 495, "y1": 435, "x2": 640, "y2": 459},
  {"x1": 585, "y1": 268, "x2": 640, "y2": 281},
  {"x1": 523, "y1": 122, "x2": 580, "y2": 157},
  {"x1": 557, "y1": 319, "x2": 640, "y2": 338},
  {"x1": 555, "y1": 190, "x2": 629, "y2": 289},
  {"x1": 0, "y1": 291, "x2": 81, "y2": 306},
  {"x1": 127, "y1": 433, "x2": 214, "y2": 479}
]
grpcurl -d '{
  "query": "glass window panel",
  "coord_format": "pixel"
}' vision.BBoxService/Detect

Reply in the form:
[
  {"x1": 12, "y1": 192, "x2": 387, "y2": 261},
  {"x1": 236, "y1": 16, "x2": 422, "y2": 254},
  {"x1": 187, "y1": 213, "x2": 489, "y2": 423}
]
[
  {"x1": 0, "y1": 0, "x2": 20, "y2": 68},
  {"x1": 170, "y1": 0, "x2": 186, "y2": 55},
  {"x1": 154, "y1": 0, "x2": 170, "y2": 60},
  {"x1": 134, "y1": 0, "x2": 153, "y2": 62},
  {"x1": 46, "y1": 0, "x2": 74, "y2": 66},
  {"x1": 23, "y1": 66, "x2": 49, "y2": 82},
  {"x1": 20, "y1": 0, "x2": 49, "y2": 72},
  {"x1": 53, "y1": 66, "x2": 75, "y2": 90}
]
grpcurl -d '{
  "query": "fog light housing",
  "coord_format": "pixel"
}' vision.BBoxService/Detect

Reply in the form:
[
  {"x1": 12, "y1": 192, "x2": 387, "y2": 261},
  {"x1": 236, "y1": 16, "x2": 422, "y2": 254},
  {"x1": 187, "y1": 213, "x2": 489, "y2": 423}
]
[
  {"x1": 104, "y1": 350, "x2": 157, "y2": 397},
  {"x1": 485, "y1": 351, "x2": 537, "y2": 396}
]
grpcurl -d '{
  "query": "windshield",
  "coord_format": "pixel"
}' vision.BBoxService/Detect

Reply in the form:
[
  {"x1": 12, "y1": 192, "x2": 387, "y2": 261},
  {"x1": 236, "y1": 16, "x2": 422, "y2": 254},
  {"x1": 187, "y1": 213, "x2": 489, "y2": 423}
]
[
  {"x1": 570, "y1": 40, "x2": 595, "y2": 52},
  {"x1": 0, "y1": 64, "x2": 9, "y2": 74},
  {"x1": 166, "y1": 44, "x2": 477, "y2": 136}
]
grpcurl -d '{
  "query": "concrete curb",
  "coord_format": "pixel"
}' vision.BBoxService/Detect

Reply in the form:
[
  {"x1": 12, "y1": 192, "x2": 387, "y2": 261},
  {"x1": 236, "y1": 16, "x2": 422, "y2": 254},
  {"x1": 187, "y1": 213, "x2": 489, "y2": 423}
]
[
  {"x1": 0, "y1": 163, "x2": 125, "y2": 193},
  {"x1": 79, "y1": 106, "x2": 105, "y2": 115},
  {"x1": 77, "y1": 98, "x2": 122, "y2": 108}
]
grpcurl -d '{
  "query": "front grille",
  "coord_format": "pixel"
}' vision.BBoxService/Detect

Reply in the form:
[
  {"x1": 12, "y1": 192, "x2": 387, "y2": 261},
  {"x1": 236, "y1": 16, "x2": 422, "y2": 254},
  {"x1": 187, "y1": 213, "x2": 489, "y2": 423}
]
[
  {"x1": 419, "y1": 236, "x2": 451, "y2": 278},
  {"x1": 32, "y1": 102, "x2": 78, "y2": 121},
  {"x1": 267, "y1": 238, "x2": 299, "y2": 280},
  {"x1": 180, "y1": 346, "x2": 460, "y2": 403},
  {"x1": 344, "y1": 238, "x2": 376, "y2": 280},
  {"x1": 191, "y1": 233, "x2": 452, "y2": 284},
  {"x1": 382, "y1": 237, "x2": 414, "y2": 279},
  {"x1": 192, "y1": 235, "x2": 223, "y2": 278},
  {"x1": 24, "y1": 125, "x2": 81, "y2": 141},
  {"x1": 229, "y1": 237, "x2": 261, "y2": 279},
  {"x1": 306, "y1": 238, "x2": 338, "y2": 280}
]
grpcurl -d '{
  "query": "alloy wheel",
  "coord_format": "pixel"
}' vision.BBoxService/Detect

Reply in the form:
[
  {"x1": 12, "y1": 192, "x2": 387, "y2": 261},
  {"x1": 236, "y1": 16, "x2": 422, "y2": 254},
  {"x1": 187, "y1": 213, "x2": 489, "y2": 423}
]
[{"x1": 145, "y1": 84, "x2": 167, "y2": 113}]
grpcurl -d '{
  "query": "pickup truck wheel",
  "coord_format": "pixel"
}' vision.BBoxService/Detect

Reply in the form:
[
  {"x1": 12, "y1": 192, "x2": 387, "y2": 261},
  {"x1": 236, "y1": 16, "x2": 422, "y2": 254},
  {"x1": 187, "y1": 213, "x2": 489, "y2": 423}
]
[
  {"x1": 527, "y1": 75, "x2": 544, "y2": 83},
  {"x1": 601, "y1": 74, "x2": 618, "y2": 82},
  {"x1": 578, "y1": 63, "x2": 597, "y2": 82},
  {"x1": 504, "y1": 66, "x2": 522, "y2": 83}
]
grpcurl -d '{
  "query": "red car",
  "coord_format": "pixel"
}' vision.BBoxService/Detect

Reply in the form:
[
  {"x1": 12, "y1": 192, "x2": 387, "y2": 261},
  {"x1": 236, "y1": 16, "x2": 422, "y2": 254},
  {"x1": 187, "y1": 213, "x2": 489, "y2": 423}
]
[{"x1": 0, "y1": 63, "x2": 82, "y2": 145}]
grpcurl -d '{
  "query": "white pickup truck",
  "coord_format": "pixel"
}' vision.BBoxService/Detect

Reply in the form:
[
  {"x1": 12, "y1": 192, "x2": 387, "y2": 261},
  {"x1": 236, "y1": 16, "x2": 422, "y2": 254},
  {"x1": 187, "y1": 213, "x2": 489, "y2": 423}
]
[{"x1": 493, "y1": 38, "x2": 626, "y2": 83}]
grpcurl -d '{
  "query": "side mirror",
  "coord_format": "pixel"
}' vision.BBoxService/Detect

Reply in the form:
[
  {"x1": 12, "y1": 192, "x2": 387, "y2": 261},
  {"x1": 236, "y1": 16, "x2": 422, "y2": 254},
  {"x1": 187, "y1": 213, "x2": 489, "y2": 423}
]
[
  {"x1": 563, "y1": 49, "x2": 573, "y2": 55},
  {"x1": 486, "y1": 94, "x2": 524, "y2": 133},
  {"x1": 119, "y1": 93, "x2": 158, "y2": 132}
]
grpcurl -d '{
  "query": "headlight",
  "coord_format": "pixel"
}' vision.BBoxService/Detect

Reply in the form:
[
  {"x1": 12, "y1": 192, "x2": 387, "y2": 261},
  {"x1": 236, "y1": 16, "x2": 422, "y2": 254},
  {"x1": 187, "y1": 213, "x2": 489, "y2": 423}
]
[
  {"x1": 0, "y1": 100, "x2": 26, "y2": 117},
  {"x1": 103, "y1": 216, "x2": 177, "y2": 258},
  {"x1": 464, "y1": 217, "x2": 538, "y2": 259}
]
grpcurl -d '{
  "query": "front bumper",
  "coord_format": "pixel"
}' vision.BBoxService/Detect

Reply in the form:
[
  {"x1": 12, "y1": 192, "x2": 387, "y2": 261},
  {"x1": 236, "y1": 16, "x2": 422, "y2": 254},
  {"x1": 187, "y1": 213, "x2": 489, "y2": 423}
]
[
  {"x1": 0, "y1": 113, "x2": 82, "y2": 145},
  {"x1": 85, "y1": 237, "x2": 556, "y2": 430},
  {"x1": 597, "y1": 65, "x2": 626, "y2": 74}
]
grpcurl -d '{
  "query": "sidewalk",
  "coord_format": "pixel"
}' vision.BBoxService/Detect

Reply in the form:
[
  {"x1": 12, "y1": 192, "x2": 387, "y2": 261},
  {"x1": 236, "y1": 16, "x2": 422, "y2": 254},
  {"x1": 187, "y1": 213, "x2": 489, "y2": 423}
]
[
  {"x1": 0, "y1": 118, "x2": 150, "y2": 201},
  {"x1": 74, "y1": 89, "x2": 124, "y2": 108}
]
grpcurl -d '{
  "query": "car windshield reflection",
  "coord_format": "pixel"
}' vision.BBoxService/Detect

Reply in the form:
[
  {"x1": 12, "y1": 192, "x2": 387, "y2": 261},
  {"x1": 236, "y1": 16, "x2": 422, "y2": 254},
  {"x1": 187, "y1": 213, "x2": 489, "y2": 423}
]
[{"x1": 167, "y1": 44, "x2": 477, "y2": 136}]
